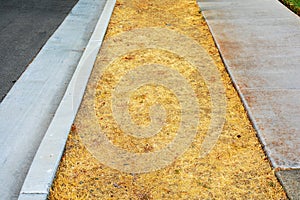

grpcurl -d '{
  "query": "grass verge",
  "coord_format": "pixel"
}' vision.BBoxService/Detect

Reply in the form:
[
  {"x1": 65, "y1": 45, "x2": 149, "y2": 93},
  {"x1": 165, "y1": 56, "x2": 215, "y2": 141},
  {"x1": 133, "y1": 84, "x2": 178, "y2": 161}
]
[
  {"x1": 280, "y1": 0, "x2": 300, "y2": 15},
  {"x1": 49, "y1": 0, "x2": 287, "y2": 199}
]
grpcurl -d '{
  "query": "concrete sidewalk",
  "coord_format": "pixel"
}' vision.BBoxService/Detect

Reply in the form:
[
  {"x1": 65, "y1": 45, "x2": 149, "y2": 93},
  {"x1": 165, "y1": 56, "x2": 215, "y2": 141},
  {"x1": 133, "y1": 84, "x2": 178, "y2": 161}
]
[{"x1": 197, "y1": 0, "x2": 300, "y2": 199}]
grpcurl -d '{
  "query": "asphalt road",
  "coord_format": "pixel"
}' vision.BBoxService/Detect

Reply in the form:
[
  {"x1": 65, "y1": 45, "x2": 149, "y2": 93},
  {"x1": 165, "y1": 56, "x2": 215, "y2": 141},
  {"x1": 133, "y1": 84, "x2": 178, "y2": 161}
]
[{"x1": 0, "y1": 0, "x2": 79, "y2": 102}]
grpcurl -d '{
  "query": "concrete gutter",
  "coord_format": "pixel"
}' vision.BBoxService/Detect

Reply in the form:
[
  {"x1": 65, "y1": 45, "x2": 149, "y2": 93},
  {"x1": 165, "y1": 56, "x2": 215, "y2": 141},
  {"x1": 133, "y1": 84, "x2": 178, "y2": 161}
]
[
  {"x1": 0, "y1": 0, "x2": 109, "y2": 199},
  {"x1": 18, "y1": 0, "x2": 116, "y2": 199}
]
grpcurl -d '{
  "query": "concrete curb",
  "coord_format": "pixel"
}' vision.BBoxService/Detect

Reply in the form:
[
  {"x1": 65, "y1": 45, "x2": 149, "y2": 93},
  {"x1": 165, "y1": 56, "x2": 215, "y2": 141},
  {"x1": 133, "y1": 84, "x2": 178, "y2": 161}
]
[{"x1": 18, "y1": 0, "x2": 116, "y2": 199}]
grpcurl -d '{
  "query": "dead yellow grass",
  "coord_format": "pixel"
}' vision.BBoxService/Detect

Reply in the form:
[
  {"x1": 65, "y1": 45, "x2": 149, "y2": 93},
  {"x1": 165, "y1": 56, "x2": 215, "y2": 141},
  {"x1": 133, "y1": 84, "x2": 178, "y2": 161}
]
[{"x1": 49, "y1": 0, "x2": 287, "y2": 199}]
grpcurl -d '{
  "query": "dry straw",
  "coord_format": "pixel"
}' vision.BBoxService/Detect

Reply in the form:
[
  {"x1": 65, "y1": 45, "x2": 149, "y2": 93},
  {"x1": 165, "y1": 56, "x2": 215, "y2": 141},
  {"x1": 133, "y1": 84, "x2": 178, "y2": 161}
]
[{"x1": 49, "y1": 0, "x2": 287, "y2": 199}]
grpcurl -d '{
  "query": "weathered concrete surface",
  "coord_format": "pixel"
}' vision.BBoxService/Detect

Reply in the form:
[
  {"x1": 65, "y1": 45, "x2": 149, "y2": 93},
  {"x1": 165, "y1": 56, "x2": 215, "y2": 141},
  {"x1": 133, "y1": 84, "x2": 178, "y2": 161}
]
[
  {"x1": 197, "y1": 0, "x2": 300, "y2": 169},
  {"x1": 0, "y1": 0, "x2": 107, "y2": 199},
  {"x1": 197, "y1": 0, "x2": 300, "y2": 198},
  {"x1": 0, "y1": 0, "x2": 78, "y2": 102}
]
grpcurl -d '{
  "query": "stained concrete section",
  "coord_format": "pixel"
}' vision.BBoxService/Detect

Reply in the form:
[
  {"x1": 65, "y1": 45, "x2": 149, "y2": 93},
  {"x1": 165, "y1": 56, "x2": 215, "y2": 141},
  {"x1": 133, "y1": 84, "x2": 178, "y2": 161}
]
[
  {"x1": 197, "y1": 0, "x2": 300, "y2": 198},
  {"x1": 0, "y1": 0, "x2": 79, "y2": 102},
  {"x1": 277, "y1": 170, "x2": 300, "y2": 200},
  {"x1": 0, "y1": 0, "x2": 107, "y2": 199},
  {"x1": 197, "y1": 0, "x2": 300, "y2": 169}
]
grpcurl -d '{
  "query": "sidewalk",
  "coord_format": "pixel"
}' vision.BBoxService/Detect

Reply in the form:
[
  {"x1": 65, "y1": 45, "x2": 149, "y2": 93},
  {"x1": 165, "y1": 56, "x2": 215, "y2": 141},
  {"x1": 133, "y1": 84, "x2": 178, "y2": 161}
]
[{"x1": 197, "y1": 0, "x2": 300, "y2": 199}]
